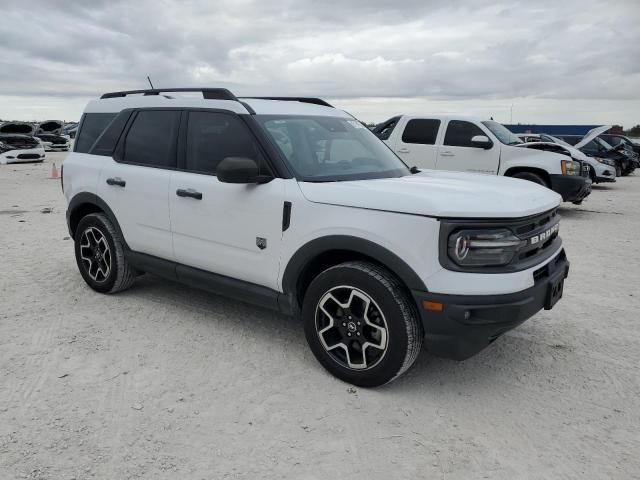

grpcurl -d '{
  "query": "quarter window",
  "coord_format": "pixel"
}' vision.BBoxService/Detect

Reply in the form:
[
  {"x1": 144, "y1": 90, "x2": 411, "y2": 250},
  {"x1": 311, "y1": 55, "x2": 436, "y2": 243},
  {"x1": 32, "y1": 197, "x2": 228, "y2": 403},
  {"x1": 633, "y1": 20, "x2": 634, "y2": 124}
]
[
  {"x1": 401, "y1": 119, "x2": 441, "y2": 145},
  {"x1": 443, "y1": 121, "x2": 486, "y2": 147},
  {"x1": 123, "y1": 110, "x2": 180, "y2": 168},
  {"x1": 75, "y1": 113, "x2": 116, "y2": 153},
  {"x1": 185, "y1": 111, "x2": 265, "y2": 175}
]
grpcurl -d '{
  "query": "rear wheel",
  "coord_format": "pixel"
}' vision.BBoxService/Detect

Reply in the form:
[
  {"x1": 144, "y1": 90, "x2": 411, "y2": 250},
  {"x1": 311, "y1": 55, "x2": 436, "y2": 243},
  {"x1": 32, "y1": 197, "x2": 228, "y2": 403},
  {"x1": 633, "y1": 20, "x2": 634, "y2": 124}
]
[
  {"x1": 74, "y1": 213, "x2": 136, "y2": 294},
  {"x1": 302, "y1": 261, "x2": 423, "y2": 387},
  {"x1": 512, "y1": 171, "x2": 549, "y2": 188}
]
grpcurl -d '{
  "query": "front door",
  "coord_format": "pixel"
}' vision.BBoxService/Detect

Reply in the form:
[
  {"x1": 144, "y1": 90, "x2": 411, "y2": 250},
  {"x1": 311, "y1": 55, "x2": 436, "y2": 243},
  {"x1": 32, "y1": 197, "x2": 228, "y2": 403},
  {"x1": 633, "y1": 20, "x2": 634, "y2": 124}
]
[
  {"x1": 436, "y1": 120, "x2": 499, "y2": 174},
  {"x1": 169, "y1": 110, "x2": 285, "y2": 290}
]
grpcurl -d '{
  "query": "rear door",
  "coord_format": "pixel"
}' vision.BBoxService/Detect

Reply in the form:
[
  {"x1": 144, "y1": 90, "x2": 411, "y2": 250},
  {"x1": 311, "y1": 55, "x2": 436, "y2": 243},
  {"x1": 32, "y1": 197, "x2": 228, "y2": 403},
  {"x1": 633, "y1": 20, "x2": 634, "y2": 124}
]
[
  {"x1": 393, "y1": 118, "x2": 441, "y2": 169},
  {"x1": 97, "y1": 109, "x2": 180, "y2": 260},
  {"x1": 169, "y1": 110, "x2": 285, "y2": 290},
  {"x1": 436, "y1": 120, "x2": 499, "y2": 174}
]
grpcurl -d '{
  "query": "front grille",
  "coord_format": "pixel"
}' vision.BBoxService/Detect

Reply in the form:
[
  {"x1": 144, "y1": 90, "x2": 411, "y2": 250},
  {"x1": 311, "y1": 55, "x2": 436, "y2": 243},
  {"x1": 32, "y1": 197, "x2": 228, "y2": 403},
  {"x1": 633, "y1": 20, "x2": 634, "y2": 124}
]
[
  {"x1": 17, "y1": 153, "x2": 40, "y2": 159},
  {"x1": 514, "y1": 209, "x2": 560, "y2": 263}
]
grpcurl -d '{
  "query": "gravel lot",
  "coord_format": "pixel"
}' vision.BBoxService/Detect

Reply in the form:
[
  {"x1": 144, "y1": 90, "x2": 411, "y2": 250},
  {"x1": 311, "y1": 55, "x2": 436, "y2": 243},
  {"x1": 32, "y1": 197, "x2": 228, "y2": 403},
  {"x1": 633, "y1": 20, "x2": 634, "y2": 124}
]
[{"x1": 1, "y1": 152, "x2": 639, "y2": 479}]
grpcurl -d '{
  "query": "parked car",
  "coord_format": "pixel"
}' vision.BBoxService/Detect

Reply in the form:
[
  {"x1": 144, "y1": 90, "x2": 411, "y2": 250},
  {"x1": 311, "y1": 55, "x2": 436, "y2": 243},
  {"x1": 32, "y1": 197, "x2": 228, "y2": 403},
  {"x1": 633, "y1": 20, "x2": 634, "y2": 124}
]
[
  {"x1": 35, "y1": 133, "x2": 70, "y2": 152},
  {"x1": 35, "y1": 120, "x2": 70, "y2": 151},
  {"x1": 0, "y1": 121, "x2": 46, "y2": 164},
  {"x1": 599, "y1": 133, "x2": 640, "y2": 156},
  {"x1": 516, "y1": 133, "x2": 616, "y2": 183},
  {"x1": 373, "y1": 115, "x2": 591, "y2": 204},
  {"x1": 63, "y1": 87, "x2": 570, "y2": 386},
  {"x1": 560, "y1": 126, "x2": 638, "y2": 176}
]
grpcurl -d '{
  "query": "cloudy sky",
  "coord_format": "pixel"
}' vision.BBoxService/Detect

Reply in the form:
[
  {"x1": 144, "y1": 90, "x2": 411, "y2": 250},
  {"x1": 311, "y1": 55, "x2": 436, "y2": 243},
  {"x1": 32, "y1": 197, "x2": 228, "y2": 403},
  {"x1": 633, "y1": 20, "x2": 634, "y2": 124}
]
[{"x1": 1, "y1": 0, "x2": 639, "y2": 126}]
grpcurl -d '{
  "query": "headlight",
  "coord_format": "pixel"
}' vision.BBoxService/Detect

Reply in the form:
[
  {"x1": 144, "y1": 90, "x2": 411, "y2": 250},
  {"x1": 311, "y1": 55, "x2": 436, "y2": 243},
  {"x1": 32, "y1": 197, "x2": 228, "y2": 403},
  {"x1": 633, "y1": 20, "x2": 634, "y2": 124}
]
[
  {"x1": 595, "y1": 157, "x2": 616, "y2": 167},
  {"x1": 561, "y1": 160, "x2": 581, "y2": 176},
  {"x1": 448, "y1": 229, "x2": 525, "y2": 267}
]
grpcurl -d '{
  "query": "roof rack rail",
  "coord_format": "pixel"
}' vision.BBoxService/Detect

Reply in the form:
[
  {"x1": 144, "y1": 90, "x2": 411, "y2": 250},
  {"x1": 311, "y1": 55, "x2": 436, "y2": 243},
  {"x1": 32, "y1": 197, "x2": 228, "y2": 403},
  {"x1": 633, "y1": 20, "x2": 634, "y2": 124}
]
[
  {"x1": 242, "y1": 97, "x2": 334, "y2": 108},
  {"x1": 100, "y1": 88, "x2": 238, "y2": 101}
]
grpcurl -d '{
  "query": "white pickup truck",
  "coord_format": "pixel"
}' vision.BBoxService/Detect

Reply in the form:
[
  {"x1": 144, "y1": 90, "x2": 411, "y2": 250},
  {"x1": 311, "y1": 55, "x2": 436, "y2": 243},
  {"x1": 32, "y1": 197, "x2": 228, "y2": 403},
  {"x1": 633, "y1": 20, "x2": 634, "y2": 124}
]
[{"x1": 373, "y1": 115, "x2": 591, "y2": 204}]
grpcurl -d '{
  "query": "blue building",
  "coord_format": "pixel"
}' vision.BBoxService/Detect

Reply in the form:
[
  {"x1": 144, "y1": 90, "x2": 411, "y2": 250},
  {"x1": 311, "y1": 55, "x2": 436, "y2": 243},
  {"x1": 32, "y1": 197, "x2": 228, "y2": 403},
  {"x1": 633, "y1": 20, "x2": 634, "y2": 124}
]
[{"x1": 505, "y1": 124, "x2": 603, "y2": 135}]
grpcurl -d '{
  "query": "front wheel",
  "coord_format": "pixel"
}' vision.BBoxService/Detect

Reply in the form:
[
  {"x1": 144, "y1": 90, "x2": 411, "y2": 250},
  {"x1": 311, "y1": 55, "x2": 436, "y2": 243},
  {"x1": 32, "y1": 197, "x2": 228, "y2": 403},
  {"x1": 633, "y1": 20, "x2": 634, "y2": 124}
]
[{"x1": 302, "y1": 261, "x2": 423, "y2": 387}]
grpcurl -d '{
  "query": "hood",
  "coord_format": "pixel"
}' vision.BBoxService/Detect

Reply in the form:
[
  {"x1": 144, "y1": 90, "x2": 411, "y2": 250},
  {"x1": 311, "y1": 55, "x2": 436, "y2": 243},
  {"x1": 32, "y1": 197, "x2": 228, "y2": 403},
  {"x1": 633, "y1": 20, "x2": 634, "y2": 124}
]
[
  {"x1": 36, "y1": 120, "x2": 64, "y2": 135},
  {"x1": 0, "y1": 121, "x2": 36, "y2": 136},
  {"x1": 575, "y1": 125, "x2": 611, "y2": 149},
  {"x1": 517, "y1": 142, "x2": 588, "y2": 161},
  {"x1": 298, "y1": 170, "x2": 561, "y2": 219}
]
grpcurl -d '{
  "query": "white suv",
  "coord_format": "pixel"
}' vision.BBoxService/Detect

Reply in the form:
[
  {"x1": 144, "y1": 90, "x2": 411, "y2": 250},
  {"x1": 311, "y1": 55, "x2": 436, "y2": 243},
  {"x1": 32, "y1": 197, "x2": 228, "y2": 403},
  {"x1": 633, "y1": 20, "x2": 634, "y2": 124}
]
[{"x1": 63, "y1": 88, "x2": 569, "y2": 386}]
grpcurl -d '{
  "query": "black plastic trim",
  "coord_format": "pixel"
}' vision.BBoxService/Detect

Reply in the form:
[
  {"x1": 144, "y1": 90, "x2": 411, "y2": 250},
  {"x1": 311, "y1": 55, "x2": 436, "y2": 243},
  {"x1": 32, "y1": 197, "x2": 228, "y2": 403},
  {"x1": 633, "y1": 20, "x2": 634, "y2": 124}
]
[
  {"x1": 282, "y1": 201, "x2": 292, "y2": 231},
  {"x1": 281, "y1": 235, "x2": 427, "y2": 296},
  {"x1": 101, "y1": 88, "x2": 239, "y2": 101},
  {"x1": 242, "y1": 97, "x2": 333, "y2": 108},
  {"x1": 413, "y1": 249, "x2": 569, "y2": 360},
  {"x1": 66, "y1": 192, "x2": 127, "y2": 247},
  {"x1": 123, "y1": 251, "x2": 292, "y2": 313}
]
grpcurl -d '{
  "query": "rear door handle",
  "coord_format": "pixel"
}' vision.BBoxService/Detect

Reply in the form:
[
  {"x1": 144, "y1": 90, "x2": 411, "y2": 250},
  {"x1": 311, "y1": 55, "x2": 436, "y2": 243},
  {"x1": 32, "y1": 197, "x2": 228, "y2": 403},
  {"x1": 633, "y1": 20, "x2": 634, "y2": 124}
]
[
  {"x1": 176, "y1": 188, "x2": 203, "y2": 200},
  {"x1": 106, "y1": 177, "x2": 126, "y2": 187},
  {"x1": 439, "y1": 151, "x2": 455, "y2": 157},
  {"x1": 397, "y1": 147, "x2": 410, "y2": 154}
]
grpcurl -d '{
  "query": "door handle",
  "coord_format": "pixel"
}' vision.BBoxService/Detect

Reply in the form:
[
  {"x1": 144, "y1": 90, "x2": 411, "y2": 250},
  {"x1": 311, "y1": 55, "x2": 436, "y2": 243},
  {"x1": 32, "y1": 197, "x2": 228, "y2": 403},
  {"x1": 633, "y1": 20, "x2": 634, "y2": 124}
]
[
  {"x1": 439, "y1": 151, "x2": 455, "y2": 157},
  {"x1": 106, "y1": 177, "x2": 126, "y2": 187},
  {"x1": 176, "y1": 188, "x2": 203, "y2": 200},
  {"x1": 397, "y1": 148, "x2": 410, "y2": 154}
]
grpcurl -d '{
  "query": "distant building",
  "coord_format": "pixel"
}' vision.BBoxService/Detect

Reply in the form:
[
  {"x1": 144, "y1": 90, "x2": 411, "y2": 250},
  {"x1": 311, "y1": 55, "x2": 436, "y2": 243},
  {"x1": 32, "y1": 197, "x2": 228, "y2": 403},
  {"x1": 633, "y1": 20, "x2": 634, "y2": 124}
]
[{"x1": 505, "y1": 124, "x2": 623, "y2": 136}]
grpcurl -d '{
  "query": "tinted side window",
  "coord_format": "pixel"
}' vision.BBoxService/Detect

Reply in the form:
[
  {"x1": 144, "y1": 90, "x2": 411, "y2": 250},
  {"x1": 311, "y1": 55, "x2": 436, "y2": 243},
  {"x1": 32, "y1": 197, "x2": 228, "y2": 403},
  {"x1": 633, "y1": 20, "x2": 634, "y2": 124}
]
[
  {"x1": 90, "y1": 111, "x2": 132, "y2": 156},
  {"x1": 185, "y1": 111, "x2": 265, "y2": 175},
  {"x1": 75, "y1": 113, "x2": 116, "y2": 153},
  {"x1": 123, "y1": 110, "x2": 180, "y2": 168},
  {"x1": 443, "y1": 120, "x2": 486, "y2": 147},
  {"x1": 401, "y1": 119, "x2": 441, "y2": 145}
]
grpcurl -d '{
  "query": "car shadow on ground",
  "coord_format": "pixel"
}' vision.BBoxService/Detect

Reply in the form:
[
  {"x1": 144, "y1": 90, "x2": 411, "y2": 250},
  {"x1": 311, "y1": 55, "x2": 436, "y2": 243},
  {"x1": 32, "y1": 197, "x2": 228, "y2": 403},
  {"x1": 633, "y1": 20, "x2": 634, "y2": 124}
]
[{"x1": 119, "y1": 274, "x2": 546, "y2": 393}]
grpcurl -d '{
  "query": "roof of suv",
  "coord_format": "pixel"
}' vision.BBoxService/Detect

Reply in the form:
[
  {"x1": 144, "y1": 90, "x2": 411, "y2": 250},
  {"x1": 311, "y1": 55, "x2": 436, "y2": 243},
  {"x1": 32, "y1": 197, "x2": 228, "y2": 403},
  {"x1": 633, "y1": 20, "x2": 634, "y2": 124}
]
[{"x1": 84, "y1": 88, "x2": 351, "y2": 118}]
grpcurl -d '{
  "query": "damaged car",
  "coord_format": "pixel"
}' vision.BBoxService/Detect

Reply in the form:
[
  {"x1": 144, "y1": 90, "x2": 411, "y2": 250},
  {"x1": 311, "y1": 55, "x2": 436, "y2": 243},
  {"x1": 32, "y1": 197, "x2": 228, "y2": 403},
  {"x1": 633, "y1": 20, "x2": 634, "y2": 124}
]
[
  {"x1": 560, "y1": 126, "x2": 638, "y2": 177},
  {"x1": 36, "y1": 120, "x2": 70, "y2": 152},
  {"x1": 0, "y1": 121, "x2": 46, "y2": 165},
  {"x1": 516, "y1": 133, "x2": 616, "y2": 183}
]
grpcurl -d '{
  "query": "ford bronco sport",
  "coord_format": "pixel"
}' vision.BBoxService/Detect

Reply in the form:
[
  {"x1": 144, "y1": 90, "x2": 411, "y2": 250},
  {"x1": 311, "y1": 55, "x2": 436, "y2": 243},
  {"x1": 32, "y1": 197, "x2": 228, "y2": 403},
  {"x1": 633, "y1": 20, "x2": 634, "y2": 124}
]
[{"x1": 63, "y1": 88, "x2": 569, "y2": 386}]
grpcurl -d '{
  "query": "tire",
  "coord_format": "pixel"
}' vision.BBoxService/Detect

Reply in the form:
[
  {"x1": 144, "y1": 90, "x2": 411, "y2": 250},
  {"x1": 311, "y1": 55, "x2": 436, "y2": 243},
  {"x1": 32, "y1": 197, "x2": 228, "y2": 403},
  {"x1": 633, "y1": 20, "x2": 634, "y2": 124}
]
[
  {"x1": 302, "y1": 261, "x2": 423, "y2": 387},
  {"x1": 616, "y1": 166, "x2": 622, "y2": 177},
  {"x1": 74, "y1": 213, "x2": 136, "y2": 294},
  {"x1": 512, "y1": 171, "x2": 549, "y2": 188}
]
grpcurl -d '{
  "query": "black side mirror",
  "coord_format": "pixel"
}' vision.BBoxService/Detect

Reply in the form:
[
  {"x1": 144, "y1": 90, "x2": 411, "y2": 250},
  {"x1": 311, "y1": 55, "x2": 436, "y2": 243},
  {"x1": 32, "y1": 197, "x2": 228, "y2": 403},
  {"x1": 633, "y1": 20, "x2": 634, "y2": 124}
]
[
  {"x1": 217, "y1": 157, "x2": 272, "y2": 184},
  {"x1": 470, "y1": 135, "x2": 493, "y2": 149}
]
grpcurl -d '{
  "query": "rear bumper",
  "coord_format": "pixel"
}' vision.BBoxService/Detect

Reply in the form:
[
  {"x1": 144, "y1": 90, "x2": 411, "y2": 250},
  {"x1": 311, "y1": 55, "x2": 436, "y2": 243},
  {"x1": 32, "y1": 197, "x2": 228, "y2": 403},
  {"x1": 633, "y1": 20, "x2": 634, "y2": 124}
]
[
  {"x1": 549, "y1": 174, "x2": 591, "y2": 202},
  {"x1": 412, "y1": 249, "x2": 569, "y2": 360}
]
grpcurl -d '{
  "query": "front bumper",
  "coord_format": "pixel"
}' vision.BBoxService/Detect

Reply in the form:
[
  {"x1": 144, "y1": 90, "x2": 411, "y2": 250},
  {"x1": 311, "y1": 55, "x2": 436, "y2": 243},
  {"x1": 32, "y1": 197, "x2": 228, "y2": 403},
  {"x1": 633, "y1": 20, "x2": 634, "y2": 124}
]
[
  {"x1": 549, "y1": 174, "x2": 591, "y2": 203},
  {"x1": 0, "y1": 148, "x2": 46, "y2": 164},
  {"x1": 412, "y1": 249, "x2": 569, "y2": 360}
]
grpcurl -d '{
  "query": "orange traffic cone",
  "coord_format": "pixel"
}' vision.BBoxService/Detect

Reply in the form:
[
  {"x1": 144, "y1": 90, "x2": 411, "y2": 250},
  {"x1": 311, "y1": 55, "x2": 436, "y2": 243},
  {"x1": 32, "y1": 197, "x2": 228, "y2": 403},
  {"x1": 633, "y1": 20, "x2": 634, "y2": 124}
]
[{"x1": 49, "y1": 163, "x2": 59, "y2": 179}]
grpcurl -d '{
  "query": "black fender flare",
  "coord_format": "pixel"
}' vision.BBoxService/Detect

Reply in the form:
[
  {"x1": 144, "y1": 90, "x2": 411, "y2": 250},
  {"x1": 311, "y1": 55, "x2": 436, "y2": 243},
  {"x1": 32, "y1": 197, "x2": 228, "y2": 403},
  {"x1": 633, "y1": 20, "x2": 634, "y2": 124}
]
[
  {"x1": 66, "y1": 192, "x2": 127, "y2": 247},
  {"x1": 281, "y1": 235, "x2": 428, "y2": 298}
]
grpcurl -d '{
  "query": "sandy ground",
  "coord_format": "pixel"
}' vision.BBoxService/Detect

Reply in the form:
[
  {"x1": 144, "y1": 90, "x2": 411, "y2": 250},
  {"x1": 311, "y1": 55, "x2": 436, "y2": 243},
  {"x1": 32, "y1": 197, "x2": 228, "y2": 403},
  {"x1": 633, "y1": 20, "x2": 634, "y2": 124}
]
[{"x1": 1, "y1": 152, "x2": 639, "y2": 480}]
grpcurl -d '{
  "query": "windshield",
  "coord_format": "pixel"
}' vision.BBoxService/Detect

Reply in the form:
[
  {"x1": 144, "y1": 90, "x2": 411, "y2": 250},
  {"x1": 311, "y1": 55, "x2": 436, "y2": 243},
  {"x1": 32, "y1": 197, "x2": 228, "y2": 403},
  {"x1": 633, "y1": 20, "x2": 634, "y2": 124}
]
[
  {"x1": 481, "y1": 121, "x2": 522, "y2": 145},
  {"x1": 256, "y1": 115, "x2": 411, "y2": 181}
]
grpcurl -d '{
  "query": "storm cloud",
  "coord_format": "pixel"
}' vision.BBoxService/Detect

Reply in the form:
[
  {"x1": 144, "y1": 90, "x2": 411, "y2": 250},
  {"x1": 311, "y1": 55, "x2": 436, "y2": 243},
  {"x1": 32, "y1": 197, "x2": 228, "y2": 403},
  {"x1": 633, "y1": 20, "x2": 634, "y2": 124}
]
[{"x1": 1, "y1": 0, "x2": 639, "y2": 124}]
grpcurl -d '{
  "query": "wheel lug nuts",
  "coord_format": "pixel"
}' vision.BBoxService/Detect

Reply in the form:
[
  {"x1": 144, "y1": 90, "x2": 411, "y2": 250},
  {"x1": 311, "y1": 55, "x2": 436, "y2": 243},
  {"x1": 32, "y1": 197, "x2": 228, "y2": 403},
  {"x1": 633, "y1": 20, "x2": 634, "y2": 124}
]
[
  {"x1": 348, "y1": 316, "x2": 352, "y2": 320},
  {"x1": 342, "y1": 322, "x2": 346, "y2": 326},
  {"x1": 356, "y1": 332, "x2": 360, "y2": 336},
  {"x1": 357, "y1": 321, "x2": 361, "y2": 325},
  {"x1": 347, "y1": 333, "x2": 352, "y2": 337}
]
